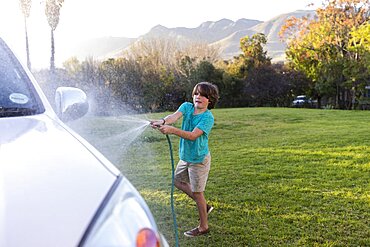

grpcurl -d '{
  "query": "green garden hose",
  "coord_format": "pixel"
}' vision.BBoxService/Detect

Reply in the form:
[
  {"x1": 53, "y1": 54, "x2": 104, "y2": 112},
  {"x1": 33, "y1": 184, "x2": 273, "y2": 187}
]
[{"x1": 165, "y1": 134, "x2": 179, "y2": 247}]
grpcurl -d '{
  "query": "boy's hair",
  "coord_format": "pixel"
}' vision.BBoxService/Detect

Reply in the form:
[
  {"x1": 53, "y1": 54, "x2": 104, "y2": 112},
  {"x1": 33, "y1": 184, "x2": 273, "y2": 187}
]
[{"x1": 192, "y1": 82, "x2": 219, "y2": 109}]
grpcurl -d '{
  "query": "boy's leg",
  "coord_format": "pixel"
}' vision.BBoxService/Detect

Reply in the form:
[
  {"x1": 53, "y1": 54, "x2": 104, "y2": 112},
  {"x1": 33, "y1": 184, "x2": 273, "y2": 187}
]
[
  {"x1": 174, "y1": 160, "x2": 194, "y2": 199},
  {"x1": 175, "y1": 178, "x2": 210, "y2": 233},
  {"x1": 183, "y1": 155, "x2": 211, "y2": 236},
  {"x1": 175, "y1": 181, "x2": 212, "y2": 217},
  {"x1": 193, "y1": 191, "x2": 208, "y2": 231},
  {"x1": 175, "y1": 157, "x2": 212, "y2": 236},
  {"x1": 174, "y1": 180, "x2": 194, "y2": 200}
]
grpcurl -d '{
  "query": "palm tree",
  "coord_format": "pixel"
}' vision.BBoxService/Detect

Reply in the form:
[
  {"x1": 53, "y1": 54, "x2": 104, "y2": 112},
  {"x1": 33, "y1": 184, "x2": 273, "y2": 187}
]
[
  {"x1": 19, "y1": 0, "x2": 32, "y2": 70},
  {"x1": 45, "y1": 0, "x2": 64, "y2": 72}
]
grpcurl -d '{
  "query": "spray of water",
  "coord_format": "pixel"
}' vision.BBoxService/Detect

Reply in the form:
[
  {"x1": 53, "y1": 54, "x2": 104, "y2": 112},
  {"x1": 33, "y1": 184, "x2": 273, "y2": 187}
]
[
  {"x1": 100, "y1": 119, "x2": 150, "y2": 148},
  {"x1": 68, "y1": 113, "x2": 153, "y2": 164},
  {"x1": 104, "y1": 115, "x2": 150, "y2": 124},
  {"x1": 65, "y1": 86, "x2": 158, "y2": 165}
]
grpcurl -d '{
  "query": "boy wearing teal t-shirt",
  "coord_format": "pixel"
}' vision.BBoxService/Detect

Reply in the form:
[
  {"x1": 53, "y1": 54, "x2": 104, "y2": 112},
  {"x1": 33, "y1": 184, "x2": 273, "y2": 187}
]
[{"x1": 151, "y1": 82, "x2": 219, "y2": 237}]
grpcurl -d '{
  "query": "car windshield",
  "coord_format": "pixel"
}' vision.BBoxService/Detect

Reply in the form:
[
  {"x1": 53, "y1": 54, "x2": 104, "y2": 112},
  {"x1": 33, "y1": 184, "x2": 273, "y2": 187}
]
[{"x1": 0, "y1": 39, "x2": 44, "y2": 118}]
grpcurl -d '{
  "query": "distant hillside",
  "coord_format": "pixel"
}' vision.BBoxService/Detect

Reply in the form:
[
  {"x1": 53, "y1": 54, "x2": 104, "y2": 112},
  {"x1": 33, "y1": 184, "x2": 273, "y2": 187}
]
[
  {"x1": 65, "y1": 10, "x2": 315, "y2": 63},
  {"x1": 143, "y1": 18, "x2": 262, "y2": 43},
  {"x1": 213, "y1": 10, "x2": 315, "y2": 61}
]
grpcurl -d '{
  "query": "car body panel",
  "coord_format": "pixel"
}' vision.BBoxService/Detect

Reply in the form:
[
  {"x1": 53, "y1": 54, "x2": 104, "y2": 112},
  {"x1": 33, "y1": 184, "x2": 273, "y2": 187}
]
[
  {"x1": 0, "y1": 114, "x2": 120, "y2": 247},
  {"x1": 0, "y1": 37, "x2": 167, "y2": 247}
]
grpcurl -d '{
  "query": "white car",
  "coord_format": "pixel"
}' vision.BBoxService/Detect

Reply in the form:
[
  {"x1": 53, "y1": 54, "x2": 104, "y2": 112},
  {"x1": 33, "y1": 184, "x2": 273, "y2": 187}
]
[
  {"x1": 292, "y1": 95, "x2": 312, "y2": 107},
  {"x1": 0, "y1": 38, "x2": 168, "y2": 247}
]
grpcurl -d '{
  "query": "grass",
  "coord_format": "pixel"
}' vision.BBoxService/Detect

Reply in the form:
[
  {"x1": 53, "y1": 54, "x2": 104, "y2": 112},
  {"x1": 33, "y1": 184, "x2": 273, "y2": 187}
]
[{"x1": 69, "y1": 107, "x2": 370, "y2": 246}]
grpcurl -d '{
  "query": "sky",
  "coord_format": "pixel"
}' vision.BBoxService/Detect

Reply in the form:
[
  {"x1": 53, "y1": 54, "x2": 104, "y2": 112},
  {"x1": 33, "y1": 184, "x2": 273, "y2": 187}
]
[{"x1": 0, "y1": 0, "x2": 323, "y2": 69}]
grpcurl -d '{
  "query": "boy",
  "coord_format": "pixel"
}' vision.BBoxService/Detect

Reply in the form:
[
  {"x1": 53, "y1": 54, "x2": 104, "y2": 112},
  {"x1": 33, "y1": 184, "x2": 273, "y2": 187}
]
[{"x1": 150, "y1": 81, "x2": 219, "y2": 237}]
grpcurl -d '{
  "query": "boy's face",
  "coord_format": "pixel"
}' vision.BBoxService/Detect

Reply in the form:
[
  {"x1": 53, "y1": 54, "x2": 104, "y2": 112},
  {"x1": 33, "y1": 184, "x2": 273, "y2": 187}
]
[{"x1": 193, "y1": 91, "x2": 209, "y2": 110}]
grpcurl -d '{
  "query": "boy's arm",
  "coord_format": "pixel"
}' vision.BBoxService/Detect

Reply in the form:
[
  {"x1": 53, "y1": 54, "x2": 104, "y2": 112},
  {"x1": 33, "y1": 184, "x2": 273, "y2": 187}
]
[
  {"x1": 150, "y1": 110, "x2": 182, "y2": 127},
  {"x1": 165, "y1": 127, "x2": 203, "y2": 141},
  {"x1": 164, "y1": 112, "x2": 213, "y2": 140},
  {"x1": 163, "y1": 110, "x2": 182, "y2": 125},
  {"x1": 170, "y1": 126, "x2": 203, "y2": 141}
]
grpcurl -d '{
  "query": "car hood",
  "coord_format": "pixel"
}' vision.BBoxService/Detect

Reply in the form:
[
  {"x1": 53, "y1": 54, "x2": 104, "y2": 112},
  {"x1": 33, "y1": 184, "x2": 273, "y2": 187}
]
[{"x1": 0, "y1": 115, "x2": 120, "y2": 247}]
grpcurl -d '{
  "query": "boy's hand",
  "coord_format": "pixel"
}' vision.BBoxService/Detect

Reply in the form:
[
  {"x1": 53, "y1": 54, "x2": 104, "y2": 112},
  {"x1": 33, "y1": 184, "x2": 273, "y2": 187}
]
[
  {"x1": 158, "y1": 125, "x2": 175, "y2": 135},
  {"x1": 150, "y1": 120, "x2": 164, "y2": 129}
]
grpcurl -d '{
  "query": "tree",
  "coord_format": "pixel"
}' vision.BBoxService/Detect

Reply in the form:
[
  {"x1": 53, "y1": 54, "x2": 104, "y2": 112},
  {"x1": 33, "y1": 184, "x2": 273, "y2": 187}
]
[
  {"x1": 63, "y1": 57, "x2": 82, "y2": 77},
  {"x1": 226, "y1": 33, "x2": 271, "y2": 83},
  {"x1": 347, "y1": 22, "x2": 370, "y2": 77},
  {"x1": 243, "y1": 64, "x2": 291, "y2": 107},
  {"x1": 124, "y1": 38, "x2": 221, "y2": 111},
  {"x1": 280, "y1": 0, "x2": 370, "y2": 109},
  {"x1": 45, "y1": 0, "x2": 64, "y2": 72},
  {"x1": 240, "y1": 33, "x2": 271, "y2": 68},
  {"x1": 19, "y1": 0, "x2": 32, "y2": 70},
  {"x1": 220, "y1": 33, "x2": 272, "y2": 107},
  {"x1": 347, "y1": 22, "x2": 370, "y2": 108}
]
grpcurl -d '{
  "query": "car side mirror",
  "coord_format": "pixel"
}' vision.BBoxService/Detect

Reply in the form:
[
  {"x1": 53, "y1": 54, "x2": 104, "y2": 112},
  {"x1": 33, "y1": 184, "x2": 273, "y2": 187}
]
[{"x1": 55, "y1": 87, "x2": 89, "y2": 122}]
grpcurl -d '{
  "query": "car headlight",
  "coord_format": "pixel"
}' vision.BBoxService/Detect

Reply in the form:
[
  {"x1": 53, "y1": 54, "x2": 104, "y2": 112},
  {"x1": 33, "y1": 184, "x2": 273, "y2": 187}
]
[{"x1": 79, "y1": 175, "x2": 165, "y2": 247}]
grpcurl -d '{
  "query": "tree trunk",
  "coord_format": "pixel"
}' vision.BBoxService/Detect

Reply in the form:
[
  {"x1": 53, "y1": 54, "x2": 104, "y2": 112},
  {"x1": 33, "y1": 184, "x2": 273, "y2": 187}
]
[
  {"x1": 336, "y1": 84, "x2": 340, "y2": 109},
  {"x1": 24, "y1": 18, "x2": 31, "y2": 70},
  {"x1": 50, "y1": 29, "x2": 55, "y2": 72},
  {"x1": 351, "y1": 87, "x2": 356, "y2": 110}
]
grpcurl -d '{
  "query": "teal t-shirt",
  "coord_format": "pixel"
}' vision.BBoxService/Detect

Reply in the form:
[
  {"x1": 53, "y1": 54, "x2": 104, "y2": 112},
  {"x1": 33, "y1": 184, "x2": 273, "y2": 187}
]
[{"x1": 178, "y1": 102, "x2": 214, "y2": 163}]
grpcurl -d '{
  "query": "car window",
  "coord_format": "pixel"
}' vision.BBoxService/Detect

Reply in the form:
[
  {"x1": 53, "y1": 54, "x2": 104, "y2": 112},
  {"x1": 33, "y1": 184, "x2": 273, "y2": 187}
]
[{"x1": 0, "y1": 40, "x2": 44, "y2": 117}]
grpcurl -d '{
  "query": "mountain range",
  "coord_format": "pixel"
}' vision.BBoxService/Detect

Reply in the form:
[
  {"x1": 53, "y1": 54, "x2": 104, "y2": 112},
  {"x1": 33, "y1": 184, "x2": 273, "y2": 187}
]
[{"x1": 67, "y1": 10, "x2": 315, "y2": 63}]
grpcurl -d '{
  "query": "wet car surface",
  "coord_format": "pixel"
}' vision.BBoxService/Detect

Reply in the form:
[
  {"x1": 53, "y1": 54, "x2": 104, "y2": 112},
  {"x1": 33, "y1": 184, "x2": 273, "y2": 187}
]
[{"x1": 0, "y1": 37, "x2": 167, "y2": 247}]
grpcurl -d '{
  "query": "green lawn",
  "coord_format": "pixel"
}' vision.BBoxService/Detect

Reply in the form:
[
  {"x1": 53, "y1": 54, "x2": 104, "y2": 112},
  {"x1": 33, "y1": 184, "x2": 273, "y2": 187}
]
[{"x1": 70, "y1": 107, "x2": 370, "y2": 246}]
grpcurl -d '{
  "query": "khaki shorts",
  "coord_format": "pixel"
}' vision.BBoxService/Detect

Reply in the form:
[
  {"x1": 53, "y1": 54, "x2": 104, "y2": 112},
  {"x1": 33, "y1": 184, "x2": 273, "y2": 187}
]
[{"x1": 175, "y1": 154, "x2": 211, "y2": 192}]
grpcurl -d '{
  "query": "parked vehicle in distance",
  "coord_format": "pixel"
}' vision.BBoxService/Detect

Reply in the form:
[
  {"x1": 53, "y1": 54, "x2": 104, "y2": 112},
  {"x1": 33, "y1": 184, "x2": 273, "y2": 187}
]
[
  {"x1": 292, "y1": 95, "x2": 312, "y2": 108},
  {"x1": 0, "y1": 37, "x2": 168, "y2": 247}
]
